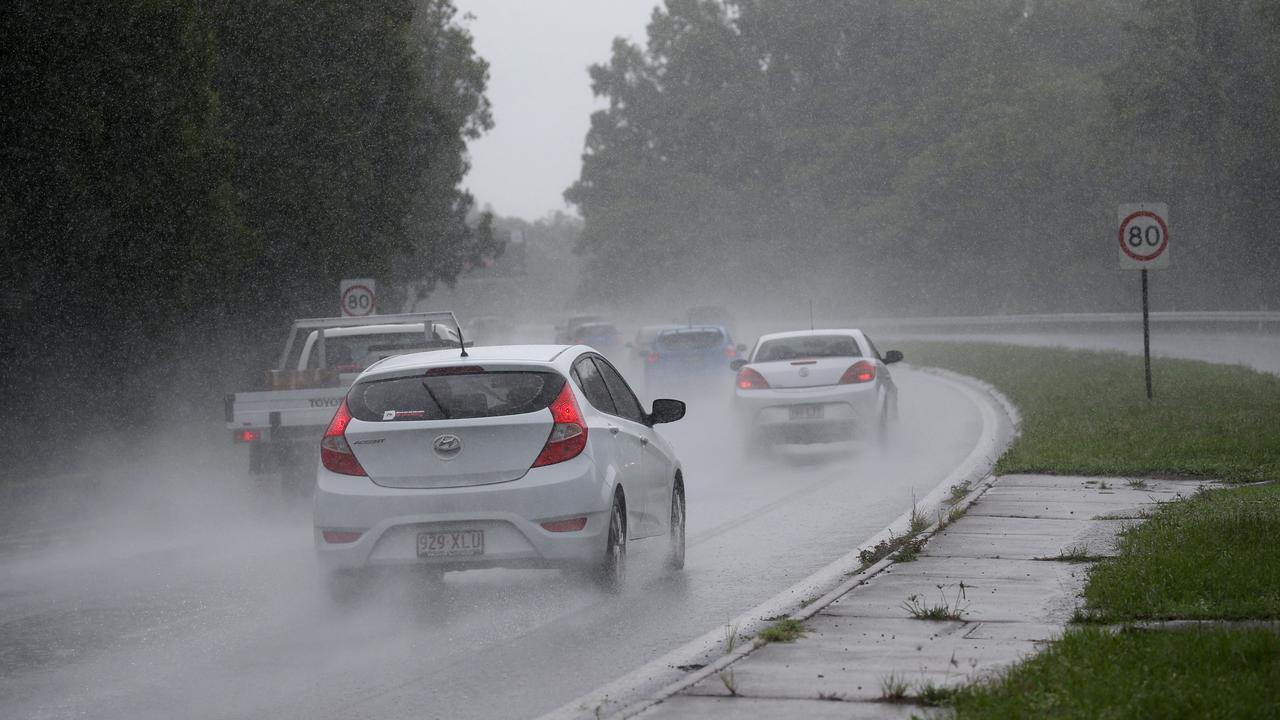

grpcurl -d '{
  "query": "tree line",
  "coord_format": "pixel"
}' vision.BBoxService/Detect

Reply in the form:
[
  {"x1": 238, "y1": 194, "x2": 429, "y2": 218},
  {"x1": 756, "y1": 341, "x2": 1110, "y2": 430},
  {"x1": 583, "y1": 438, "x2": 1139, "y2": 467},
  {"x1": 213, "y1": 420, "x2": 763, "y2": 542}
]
[
  {"x1": 567, "y1": 0, "x2": 1280, "y2": 316},
  {"x1": 0, "y1": 0, "x2": 494, "y2": 467}
]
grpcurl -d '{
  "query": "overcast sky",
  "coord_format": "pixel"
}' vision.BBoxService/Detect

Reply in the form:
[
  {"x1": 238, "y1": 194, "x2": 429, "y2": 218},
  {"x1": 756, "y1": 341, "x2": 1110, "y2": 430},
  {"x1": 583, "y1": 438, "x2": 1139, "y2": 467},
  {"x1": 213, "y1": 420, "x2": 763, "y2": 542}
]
[{"x1": 454, "y1": 0, "x2": 657, "y2": 220}]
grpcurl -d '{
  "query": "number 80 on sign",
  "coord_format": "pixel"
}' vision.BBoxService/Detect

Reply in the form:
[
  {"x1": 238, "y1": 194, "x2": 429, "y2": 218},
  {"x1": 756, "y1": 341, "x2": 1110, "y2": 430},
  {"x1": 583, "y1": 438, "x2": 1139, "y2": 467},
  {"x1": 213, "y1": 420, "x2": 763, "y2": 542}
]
[{"x1": 1117, "y1": 203, "x2": 1170, "y2": 270}]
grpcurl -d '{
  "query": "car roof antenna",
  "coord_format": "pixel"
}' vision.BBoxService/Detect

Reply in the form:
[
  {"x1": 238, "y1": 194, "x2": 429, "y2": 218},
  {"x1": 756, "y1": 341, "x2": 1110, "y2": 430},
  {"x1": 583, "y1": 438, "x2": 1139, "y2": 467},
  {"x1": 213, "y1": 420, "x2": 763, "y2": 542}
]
[
  {"x1": 808, "y1": 299, "x2": 815, "y2": 332},
  {"x1": 457, "y1": 322, "x2": 470, "y2": 358}
]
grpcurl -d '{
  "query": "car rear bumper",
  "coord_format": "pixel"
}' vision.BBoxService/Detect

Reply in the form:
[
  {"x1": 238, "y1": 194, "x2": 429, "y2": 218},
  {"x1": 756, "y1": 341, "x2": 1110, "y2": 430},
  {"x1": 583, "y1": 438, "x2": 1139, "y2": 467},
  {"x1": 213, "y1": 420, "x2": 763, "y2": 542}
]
[
  {"x1": 314, "y1": 454, "x2": 611, "y2": 572},
  {"x1": 734, "y1": 383, "x2": 879, "y2": 443}
]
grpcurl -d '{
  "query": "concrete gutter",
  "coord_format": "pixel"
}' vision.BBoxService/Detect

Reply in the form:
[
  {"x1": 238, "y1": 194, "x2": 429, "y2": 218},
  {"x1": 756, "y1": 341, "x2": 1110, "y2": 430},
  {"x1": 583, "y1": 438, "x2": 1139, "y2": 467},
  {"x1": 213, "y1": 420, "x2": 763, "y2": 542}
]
[{"x1": 630, "y1": 474, "x2": 1211, "y2": 719}]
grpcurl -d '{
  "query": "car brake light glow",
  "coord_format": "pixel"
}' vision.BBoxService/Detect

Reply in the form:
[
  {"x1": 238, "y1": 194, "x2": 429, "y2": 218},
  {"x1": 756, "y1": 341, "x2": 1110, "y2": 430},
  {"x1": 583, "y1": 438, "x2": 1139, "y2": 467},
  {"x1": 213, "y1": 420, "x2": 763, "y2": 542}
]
[
  {"x1": 320, "y1": 399, "x2": 369, "y2": 476},
  {"x1": 647, "y1": 351, "x2": 660, "y2": 365},
  {"x1": 425, "y1": 366, "x2": 485, "y2": 376},
  {"x1": 839, "y1": 360, "x2": 877, "y2": 384},
  {"x1": 736, "y1": 367, "x2": 769, "y2": 390},
  {"x1": 234, "y1": 429, "x2": 261, "y2": 443},
  {"x1": 533, "y1": 383, "x2": 588, "y2": 467},
  {"x1": 321, "y1": 530, "x2": 363, "y2": 544},
  {"x1": 724, "y1": 346, "x2": 737, "y2": 359},
  {"x1": 540, "y1": 517, "x2": 588, "y2": 532}
]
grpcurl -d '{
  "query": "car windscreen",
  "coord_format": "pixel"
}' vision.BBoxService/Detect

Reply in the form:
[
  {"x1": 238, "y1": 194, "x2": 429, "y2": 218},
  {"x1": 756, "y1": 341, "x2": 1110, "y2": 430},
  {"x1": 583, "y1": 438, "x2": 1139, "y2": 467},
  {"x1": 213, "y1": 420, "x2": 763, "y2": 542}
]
[
  {"x1": 655, "y1": 330, "x2": 725, "y2": 351},
  {"x1": 347, "y1": 370, "x2": 566, "y2": 421},
  {"x1": 754, "y1": 335, "x2": 861, "y2": 362}
]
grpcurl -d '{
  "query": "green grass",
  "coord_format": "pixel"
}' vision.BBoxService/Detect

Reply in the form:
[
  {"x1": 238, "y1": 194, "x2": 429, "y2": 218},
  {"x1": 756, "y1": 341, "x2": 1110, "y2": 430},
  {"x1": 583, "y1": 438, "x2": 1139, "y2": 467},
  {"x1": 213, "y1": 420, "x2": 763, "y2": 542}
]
[
  {"x1": 1082, "y1": 483, "x2": 1280, "y2": 621},
  {"x1": 757, "y1": 618, "x2": 806, "y2": 643},
  {"x1": 900, "y1": 342, "x2": 1280, "y2": 483},
  {"x1": 905, "y1": 341, "x2": 1280, "y2": 717},
  {"x1": 948, "y1": 626, "x2": 1280, "y2": 719}
]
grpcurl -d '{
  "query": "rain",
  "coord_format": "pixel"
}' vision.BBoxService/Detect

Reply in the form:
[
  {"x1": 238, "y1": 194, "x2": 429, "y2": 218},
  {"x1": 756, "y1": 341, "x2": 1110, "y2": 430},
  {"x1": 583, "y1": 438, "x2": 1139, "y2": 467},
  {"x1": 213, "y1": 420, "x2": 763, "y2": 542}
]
[{"x1": 2, "y1": 2, "x2": 1276, "y2": 719}]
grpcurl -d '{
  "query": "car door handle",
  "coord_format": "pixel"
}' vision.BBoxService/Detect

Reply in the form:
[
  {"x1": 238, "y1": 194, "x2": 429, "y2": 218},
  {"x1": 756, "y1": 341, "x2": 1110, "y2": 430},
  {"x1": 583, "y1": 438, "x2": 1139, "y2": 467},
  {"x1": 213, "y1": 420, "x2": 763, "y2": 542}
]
[{"x1": 609, "y1": 426, "x2": 620, "y2": 435}]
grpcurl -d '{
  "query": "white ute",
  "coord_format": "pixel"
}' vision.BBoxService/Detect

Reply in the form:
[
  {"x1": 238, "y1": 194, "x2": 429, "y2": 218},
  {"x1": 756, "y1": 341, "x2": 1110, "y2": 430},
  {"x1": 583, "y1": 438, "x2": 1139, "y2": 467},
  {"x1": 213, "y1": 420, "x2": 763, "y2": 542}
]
[
  {"x1": 314, "y1": 344, "x2": 688, "y2": 599},
  {"x1": 225, "y1": 312, "x2": 464, "y2": 492}
]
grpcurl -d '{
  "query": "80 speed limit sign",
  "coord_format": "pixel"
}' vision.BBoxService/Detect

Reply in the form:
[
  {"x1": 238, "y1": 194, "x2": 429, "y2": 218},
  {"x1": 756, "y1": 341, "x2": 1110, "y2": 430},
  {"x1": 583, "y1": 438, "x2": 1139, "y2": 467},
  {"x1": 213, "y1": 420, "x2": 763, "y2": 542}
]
[
  {"x1": 1117, "y1": 203, "x2": 1170, "y2": 270},
  {"x1": 339, "y1": 278, "x2": 377, "y2": 317}
]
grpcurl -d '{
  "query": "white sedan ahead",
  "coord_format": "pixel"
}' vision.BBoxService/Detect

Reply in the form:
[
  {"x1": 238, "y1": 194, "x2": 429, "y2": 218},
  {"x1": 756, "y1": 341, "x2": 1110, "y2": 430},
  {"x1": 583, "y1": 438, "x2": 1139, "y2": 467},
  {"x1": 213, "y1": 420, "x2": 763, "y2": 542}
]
[
  {"x1": 314, "y1": 345, "x2": 686, "y2": 598},
  {"x1": 731, "y1": 329, "x2": 902, "y2": 447}
]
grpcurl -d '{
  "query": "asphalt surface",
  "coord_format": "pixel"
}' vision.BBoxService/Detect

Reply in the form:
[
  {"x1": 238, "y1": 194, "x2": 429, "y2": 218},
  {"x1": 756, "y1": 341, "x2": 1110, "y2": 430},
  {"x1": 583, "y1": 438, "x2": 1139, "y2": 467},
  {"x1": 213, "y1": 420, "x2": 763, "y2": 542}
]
[{"x1": 0, "y1": 366, "x2": 987, "y2": 720}]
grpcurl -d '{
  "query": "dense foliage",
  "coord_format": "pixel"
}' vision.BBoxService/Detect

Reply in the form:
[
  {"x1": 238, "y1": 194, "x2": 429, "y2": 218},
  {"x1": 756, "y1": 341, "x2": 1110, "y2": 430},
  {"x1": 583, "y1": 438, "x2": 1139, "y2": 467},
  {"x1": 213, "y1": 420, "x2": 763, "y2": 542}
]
[
  {"x1": 568, "y1": 0, "x2": 1280, "y2": 314},
  {"x1": 0, "y1": 0, "x2": 492, "y2": 466}
]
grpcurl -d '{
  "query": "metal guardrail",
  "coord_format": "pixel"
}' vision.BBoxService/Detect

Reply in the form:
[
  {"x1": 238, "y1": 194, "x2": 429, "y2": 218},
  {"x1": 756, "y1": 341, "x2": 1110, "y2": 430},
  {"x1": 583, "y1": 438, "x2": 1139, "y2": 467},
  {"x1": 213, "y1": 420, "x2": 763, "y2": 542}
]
[{"x1": 860, "y1": 311, "x2": 1280, "y2": 329}]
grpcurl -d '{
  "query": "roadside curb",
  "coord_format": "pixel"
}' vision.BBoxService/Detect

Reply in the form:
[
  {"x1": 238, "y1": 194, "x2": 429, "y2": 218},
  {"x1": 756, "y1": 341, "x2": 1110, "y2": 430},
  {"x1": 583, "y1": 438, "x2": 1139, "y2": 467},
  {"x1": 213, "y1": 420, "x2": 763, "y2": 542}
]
[{"x1": 540, "y1": 366, "x2": 1021, "y2": 720}]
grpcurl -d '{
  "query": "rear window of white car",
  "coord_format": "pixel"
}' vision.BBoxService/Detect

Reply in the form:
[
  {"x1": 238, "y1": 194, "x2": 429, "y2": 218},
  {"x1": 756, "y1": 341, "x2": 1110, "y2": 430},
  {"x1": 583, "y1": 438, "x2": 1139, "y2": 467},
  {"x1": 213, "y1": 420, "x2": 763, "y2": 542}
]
[
  {"x1": 656, "y1": 330, "x2": 725, "y2": 351},
  {"x1": 347, "y1": 370, "x2": 566, "y2": 421},
  {"x1": 755, "y1": 335, "x2": 862, "y2": 362}
]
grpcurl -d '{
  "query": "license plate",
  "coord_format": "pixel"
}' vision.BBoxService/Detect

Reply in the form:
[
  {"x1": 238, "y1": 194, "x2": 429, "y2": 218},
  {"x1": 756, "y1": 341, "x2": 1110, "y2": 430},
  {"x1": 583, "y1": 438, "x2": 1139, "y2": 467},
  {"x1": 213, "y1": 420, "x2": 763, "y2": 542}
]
[
  {"x1": 417, "y1": 529, "x2": 484, "y2": 557},
  {"x1": 789, "y1": 404, "x2": 824, "y2": 420}
]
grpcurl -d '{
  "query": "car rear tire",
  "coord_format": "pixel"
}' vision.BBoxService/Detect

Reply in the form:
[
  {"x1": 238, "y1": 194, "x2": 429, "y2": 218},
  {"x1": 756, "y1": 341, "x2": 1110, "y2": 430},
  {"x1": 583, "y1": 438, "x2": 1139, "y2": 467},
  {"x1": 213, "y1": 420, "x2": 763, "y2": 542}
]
[
  {"x1": 666, "y1": 481, "x2": 686, "y2": 571},
  {"x1": 596, "y1": 491, "x2": 627, "y2": 592}
]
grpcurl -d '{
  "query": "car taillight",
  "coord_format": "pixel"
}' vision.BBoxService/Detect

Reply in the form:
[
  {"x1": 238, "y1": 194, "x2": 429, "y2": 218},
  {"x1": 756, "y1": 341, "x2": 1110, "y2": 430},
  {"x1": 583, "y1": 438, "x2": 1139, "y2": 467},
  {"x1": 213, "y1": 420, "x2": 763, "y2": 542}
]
[
  {"x1": 540, "y1": 517, "x2": 588, "y2": 532},
  {"x1": 839, "y1": 360, "x2": 877, "y2": 384},
  {"x1": 234, "y1": 428, "x2": 261, "y2": 443},
  {"x1": 320, "y1": 399, "x2": 368, "y2": 476},
  {"x1": 724, "y1": 346, "x2": 737, "y2": 359},
  {"x1": 533, "y1": 383, "x2": 587, "y2": 467},
  {"x1": 321, "y1": 530, "x2": 363, "y2": 544},
  {"x1": 736, "y1": 367, "x2": 769, "y2": 390},
  {"x1": 647, "y1": 351, "x2": 660, "y2": 365}
]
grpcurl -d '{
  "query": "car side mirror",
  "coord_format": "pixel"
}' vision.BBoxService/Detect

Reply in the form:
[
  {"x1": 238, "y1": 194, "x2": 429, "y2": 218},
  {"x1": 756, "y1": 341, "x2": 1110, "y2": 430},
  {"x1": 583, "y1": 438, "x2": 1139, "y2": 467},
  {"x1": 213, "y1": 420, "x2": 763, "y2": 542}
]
[
  {"x1": 648, "y1": 398, "x2": 686, "y2": 425},
  {"x1": 883, "y1": 350, "x2": 904, "y2": 364},
  {"x1": 729, "y1": 359, "x2": 748, "y2": 371}
]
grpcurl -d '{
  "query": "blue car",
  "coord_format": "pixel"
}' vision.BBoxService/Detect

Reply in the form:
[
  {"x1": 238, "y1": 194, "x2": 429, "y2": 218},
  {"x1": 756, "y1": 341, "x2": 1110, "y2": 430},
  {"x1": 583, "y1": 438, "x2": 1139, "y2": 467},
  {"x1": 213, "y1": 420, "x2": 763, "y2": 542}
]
[{"x1": 645, "y1": 325, "x2": 744, "y2": 391}]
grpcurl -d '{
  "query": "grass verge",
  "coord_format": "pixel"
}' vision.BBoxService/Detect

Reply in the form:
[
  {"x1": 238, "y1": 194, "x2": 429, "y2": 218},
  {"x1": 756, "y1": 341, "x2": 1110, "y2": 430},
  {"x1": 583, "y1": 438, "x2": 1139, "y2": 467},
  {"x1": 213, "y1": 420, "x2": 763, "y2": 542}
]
[
  {"x1": 902, "y1": 341, "x2": 1280, "y2": 716},
  {"x1": 949, "y1": 626, "x2": 1280, "y2": 718},
  {"x1": 1082, "y1": 483, "x2": 1280, "y2": 621},
  {"x1": 900, "y1": 342, "x2": 1280, "y2": 483}
]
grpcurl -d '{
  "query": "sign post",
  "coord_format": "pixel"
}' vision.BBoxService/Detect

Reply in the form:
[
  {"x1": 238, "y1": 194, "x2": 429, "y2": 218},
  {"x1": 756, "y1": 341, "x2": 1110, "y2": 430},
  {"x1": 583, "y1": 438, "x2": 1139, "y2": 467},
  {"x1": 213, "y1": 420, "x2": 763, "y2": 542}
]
[
  {"x1": 1117, "y1": 203, "x2": 1170, "y2": 400},
  {"x1": 340, "y1": 278, "x2": 377, "y2": 318}
]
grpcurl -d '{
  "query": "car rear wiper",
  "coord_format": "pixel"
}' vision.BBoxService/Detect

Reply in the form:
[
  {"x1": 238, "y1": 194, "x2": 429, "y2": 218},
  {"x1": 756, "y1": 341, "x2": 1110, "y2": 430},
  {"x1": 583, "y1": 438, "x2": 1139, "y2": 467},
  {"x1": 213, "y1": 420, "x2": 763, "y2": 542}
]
[{"x1": 420, "y1": 380, "x2": 451, "y2": 420}]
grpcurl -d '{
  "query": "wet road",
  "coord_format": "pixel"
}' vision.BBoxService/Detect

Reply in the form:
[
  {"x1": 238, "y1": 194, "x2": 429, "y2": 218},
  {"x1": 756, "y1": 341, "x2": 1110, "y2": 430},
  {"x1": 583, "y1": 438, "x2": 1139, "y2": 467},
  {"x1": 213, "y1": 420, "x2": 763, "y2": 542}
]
[{"x1": 0, "y1": 367, "x2": 989, "y2": 720}]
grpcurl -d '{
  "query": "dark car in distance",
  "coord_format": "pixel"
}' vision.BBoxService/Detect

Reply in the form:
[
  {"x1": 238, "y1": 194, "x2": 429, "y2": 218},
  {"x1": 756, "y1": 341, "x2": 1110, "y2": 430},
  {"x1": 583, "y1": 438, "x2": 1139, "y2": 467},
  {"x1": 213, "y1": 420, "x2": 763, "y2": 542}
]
[{"x1": 645, "y1": 325, "x2": 744, "y2": 392}]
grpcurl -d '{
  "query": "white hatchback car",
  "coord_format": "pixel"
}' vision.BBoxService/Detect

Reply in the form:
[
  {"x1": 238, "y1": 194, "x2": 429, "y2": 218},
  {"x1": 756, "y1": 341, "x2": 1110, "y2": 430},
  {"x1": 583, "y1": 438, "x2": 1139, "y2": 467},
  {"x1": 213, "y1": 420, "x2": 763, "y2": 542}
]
[
  {"x1": 314, "y1": 345, "x2": 686, "y2": 597},
  {"x1": 731, "y1": 330, "x2": 902, "y2": 447}
]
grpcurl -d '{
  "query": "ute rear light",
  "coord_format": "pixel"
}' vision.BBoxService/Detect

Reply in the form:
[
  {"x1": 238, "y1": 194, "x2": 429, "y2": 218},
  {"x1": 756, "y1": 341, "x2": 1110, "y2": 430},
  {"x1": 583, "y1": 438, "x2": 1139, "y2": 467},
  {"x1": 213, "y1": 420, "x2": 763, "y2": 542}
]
[
  {"x1": 736, "y1": 367, "x2": 769, "y2": 390},
  {"x1": 320, "y1": 399, "x2": 369, "y2": 476},
  {"x1": 839, "y1": 360, "x2": 877, "y2": 384},
  {"x1": 540, "y1": 517, "x2": 588, "y2": 532},
  {"x1": 533, "y1": 383, "x2": 588, "y2": 467},
  {"x1": 321, "y1": 530, "x2": 363, "y2": 544},
  {"x1": 234, "y1": 428, "x2": 262, "y2": 443}
]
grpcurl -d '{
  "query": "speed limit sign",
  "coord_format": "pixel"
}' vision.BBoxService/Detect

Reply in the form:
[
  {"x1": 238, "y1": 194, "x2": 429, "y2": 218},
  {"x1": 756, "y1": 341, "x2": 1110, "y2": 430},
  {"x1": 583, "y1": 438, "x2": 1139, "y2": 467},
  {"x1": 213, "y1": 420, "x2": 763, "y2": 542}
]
[
  {"x1": 340, "y1": 278, "x2": 376, "y2": 317},
  {"x1": 1117, "y1": 203, "x2": 1170, "y2": 270}
]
